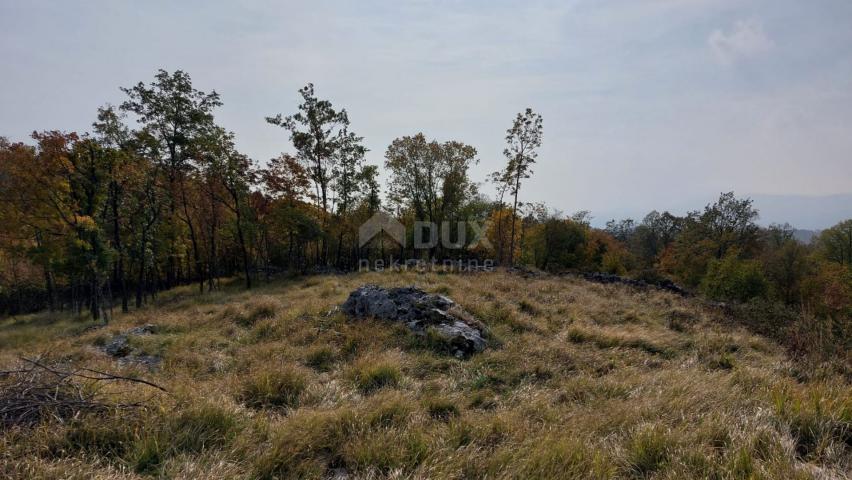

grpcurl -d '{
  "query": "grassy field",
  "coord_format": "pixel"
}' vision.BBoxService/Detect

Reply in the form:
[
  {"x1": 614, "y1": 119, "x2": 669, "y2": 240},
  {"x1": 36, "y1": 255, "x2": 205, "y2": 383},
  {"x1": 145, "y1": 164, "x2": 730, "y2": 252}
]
[{"x1": 0, "y1": 271, "x2": 849, "y2": 479}]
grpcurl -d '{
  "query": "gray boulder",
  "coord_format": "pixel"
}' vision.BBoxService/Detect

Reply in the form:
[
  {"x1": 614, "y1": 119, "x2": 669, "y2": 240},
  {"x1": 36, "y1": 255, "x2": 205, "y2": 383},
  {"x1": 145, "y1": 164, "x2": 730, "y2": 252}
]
[
  {"x1": 103, "y1": 334, "x2": 132, "y2": 357},
  {"x1": 100, "y1": 324, "x2": 161, "y2": 369},
  {"x1": 342, "y1": 285, "x2": 487, "y2": 357}
]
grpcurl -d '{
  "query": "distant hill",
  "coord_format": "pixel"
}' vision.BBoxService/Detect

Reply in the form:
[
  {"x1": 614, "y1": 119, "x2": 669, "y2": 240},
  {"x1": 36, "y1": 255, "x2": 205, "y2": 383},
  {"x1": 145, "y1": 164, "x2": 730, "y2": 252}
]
[
  {"x1": 751, "y1": 193, "x2": 852, "y2": 231},
  {"x1": 792, "y1": 229, "x2": 818, "y2": 244},
  {"x1": 589, "y1": 193, "x2": 850, "y2": 231}
]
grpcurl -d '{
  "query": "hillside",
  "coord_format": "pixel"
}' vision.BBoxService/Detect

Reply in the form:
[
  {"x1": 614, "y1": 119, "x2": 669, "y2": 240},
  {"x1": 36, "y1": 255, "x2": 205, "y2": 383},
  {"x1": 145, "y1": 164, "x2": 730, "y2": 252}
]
[{"x1": 1, "y1": 272, "x2": 850, "y2": 479}]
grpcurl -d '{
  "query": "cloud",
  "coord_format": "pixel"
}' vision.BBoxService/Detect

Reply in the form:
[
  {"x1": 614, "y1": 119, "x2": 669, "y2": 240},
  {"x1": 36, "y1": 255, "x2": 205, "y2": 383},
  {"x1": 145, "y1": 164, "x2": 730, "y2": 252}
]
[{"x1": 708, "y1": 19, "x2": 773, "y2": 65}]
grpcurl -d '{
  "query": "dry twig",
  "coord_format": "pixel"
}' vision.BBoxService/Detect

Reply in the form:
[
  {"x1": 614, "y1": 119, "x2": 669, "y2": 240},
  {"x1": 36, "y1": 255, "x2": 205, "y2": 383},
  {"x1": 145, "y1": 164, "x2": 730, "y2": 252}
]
[{"x1": 0, "y1": 357, "x2": 167, "y2": 428}]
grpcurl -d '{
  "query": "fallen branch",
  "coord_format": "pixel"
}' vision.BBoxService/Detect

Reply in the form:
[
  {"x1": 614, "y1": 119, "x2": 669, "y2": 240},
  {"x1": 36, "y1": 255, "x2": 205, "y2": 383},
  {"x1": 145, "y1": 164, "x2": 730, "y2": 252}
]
[{"x1": 0, "y1": 356, "x2": 167, "y2": 428}]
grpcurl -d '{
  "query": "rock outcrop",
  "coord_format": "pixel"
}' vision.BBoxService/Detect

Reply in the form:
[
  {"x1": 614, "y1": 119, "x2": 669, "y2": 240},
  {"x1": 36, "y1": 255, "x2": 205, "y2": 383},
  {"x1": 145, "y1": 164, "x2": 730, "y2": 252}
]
[{"x1": 342, "y1": 285, "x2": 487, "y2": 358}]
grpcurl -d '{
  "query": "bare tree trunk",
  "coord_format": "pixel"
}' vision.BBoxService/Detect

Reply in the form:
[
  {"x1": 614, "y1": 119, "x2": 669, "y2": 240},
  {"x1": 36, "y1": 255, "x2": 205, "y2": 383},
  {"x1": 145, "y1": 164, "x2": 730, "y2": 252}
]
[{"x1": 508, "y1": 173, "x2": 521, "y2": 266}]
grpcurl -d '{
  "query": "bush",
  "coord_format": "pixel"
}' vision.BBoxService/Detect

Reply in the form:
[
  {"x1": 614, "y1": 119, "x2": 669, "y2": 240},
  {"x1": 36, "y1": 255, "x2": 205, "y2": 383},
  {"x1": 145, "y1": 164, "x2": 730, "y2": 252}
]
[
  {"x1": 237, "y1": 368, "x2": 307, "y2": 409},
  {"x1": 701, "y1": 254, "x2": 768, "y2": 302}
]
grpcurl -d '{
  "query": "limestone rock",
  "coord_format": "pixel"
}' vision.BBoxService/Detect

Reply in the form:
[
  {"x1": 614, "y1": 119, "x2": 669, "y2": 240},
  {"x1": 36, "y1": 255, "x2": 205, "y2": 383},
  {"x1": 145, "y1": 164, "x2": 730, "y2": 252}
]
[{"x1": 342, "y1": 285, "x2": 486, "y2": 357}]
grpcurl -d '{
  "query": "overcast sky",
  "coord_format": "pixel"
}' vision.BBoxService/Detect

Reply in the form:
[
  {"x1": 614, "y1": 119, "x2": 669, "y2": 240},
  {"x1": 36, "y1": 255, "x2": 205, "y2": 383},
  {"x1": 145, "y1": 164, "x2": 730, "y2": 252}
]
[{"x1": 2, "y1": 0, "x2": 851, "y2": 227}]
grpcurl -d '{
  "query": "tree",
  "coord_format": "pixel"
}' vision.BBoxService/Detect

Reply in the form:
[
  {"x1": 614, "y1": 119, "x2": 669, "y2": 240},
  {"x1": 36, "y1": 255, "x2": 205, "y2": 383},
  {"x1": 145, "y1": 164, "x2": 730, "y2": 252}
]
[
  {"x1": 198, "y1": 128, "x2": 256, "y2": 288},
  {"x1": 330, "y1": 129, "x2": 368, "y2": 267},
  {"x1": 629, "y1": 211, "x2": 683, "y2": 268},
  {"x1": 488, "y1": 169, "x2": 513, "y2": 264},
  {"x1": 93, "y1": 105, "x2": 134, "y2": 311},
  {"x1": 267, "y1": 84, "x2": 354, "y2": 264},
  {"x1": 660, "y1": 193, "x2": 760, "y2": 288},
  {"x1": 262, "y1": 154, "x2": 312, "y2": 204},
  {"x1": 816, "y1": 219, "x2": 852, "y2": 266},
  {"x1": 359, "y1": 165, "x2": 381, "y2": 214},
  {"x1": 700, "y1": 192, "x2": 761, "y2": 259},
  {"x1": 527, "y1": 215, "x2": 586, "y2": 271},
  {"x1": 701, "y1": 252, "x2": 769, "y2": 303},
  {"x1": 266, "y1": 83, "x2": 350, "y2": 215},
  {"x1": 121, "y1": 69, "x2": 222, "y2": 290},
  {"x1": 7, "y1": 131, "x2": 115, "y2": 321},
  {"x1": 259, "y1": 153, "x2": 315, "y2": 270},
  {"x1": 605, "y1": 218, "x2": 635, "y2": 243},
  {"x1": 500, "y1": 108, "x2": 543, "y2": 265},
  {"x1": 762, "y1": 238, "x2": 811, "y2": 304},
  {"x1": 384, "y1": 134, "x2": 478, "y2": 255}
]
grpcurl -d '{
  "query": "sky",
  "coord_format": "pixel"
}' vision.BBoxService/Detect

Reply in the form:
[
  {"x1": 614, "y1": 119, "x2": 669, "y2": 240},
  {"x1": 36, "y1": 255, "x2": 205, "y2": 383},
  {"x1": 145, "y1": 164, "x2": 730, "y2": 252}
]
[{"x1": 2, "y1": 0, "x2": 851, "y2": 228}]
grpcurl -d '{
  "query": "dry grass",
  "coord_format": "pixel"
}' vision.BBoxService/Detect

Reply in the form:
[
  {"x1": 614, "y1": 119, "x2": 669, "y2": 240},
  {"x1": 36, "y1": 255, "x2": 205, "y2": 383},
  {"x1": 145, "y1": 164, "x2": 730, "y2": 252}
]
[{"x1": 0, "y1": 271, "x2": 849, "y2": 479}]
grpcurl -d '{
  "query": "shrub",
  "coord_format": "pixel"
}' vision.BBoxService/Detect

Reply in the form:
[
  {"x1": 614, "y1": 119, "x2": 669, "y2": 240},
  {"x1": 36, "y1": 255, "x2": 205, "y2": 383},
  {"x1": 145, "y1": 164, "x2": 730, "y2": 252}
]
[
  {"x1": 701, "y1": 254, "x2": 768, "y2": 302},
  {"x1": 237, "y1": 368, "x2": 307, "y2": 409}
]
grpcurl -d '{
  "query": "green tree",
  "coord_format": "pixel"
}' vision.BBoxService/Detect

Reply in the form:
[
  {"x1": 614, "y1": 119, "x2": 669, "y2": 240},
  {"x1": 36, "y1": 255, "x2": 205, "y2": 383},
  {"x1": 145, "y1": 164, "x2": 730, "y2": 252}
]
[
  {"x1": 198, "y1": 128, "x2": 255, "y2": 288},
  {"x1": 500, "y1": 108, "x2": 543, "y2": 265},
  {"x1": 121, "y1": 69, "x2": 222, "y2": 290},
  {"x1": 266, "y1": 83, "x2": 349, "y2": 214},
  {"x1": 267, "y1": 83, "x2": 355, "y2": 264},
  {"x1": 384, "y1": 133, "x2": 478, "y2": 255},
  {"x1": 816, "y1": 219, "x2": 852, "y2": 266},
  {"x1": 700, "y1": 252, "x2": 769, "y2": 302}
]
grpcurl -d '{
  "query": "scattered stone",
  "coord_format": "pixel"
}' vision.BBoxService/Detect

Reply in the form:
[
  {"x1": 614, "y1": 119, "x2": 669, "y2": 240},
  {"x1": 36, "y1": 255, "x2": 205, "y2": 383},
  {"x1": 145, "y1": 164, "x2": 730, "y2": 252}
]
[
  {"x1": 578, "y1": 272, "x2": 689, "y2": 296},
  {"x1": 506, "y1": 265, "x2": 545, "y2": 278},
  {"x1": 103, "y1": 335, "x2": 132, "y2": 357},
  {"x1": 328, "y1": 467, "x2": 350, "y2": 480},
  {"x1": 342, "y1": 285, "x2": 487, "y2": 358},
  {"x1": 99, "y1": 324, "x2": 161, "y2": 369},
  {"x1": 127, "y1": 324, "x2": 158, "y2": 336},
  {"x1": 118, "y1": 354, "x2": 162, "y2": 369}
]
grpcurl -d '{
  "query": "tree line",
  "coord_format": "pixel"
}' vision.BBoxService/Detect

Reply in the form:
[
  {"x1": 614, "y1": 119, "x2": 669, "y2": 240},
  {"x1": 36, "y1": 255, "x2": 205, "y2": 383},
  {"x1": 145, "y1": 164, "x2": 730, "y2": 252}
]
[
  {"x1": 0, "y1": 69, "x2": 850, "y2": 354},
  {"x1": 0, "y1": 70, "x2": 536, "y2": 319}
]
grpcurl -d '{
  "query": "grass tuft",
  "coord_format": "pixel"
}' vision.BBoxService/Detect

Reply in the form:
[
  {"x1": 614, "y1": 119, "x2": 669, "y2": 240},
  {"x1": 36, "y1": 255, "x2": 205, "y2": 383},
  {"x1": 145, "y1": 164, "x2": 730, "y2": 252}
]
[
  {"x1": 304, "y1": 345, "x2": 336, "y2": 372},
  {"x1": 424, "y1": 397, "x2": 460, "y2": 421},
  {"x1": 624, "y1": 426, "x2": 673, "y2": 477},
  {"x1": 349, "y1": 358, "x2": 402, "y2": 393},
  {"x1": 237, "y1": 368, "x2": 307, "y2": 409}
]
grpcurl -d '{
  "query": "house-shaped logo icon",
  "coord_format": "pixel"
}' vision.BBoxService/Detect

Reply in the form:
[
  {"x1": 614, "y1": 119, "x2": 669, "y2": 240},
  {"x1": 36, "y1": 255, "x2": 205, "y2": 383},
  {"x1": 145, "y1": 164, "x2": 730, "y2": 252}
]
[{"x1": 359, "y1": 212, "x2": 406, "y2": 247}]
